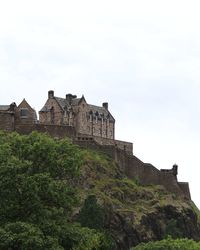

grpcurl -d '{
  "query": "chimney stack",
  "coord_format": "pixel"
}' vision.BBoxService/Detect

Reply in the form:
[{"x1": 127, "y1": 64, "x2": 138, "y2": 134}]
[
  {"x1": 66, "y1": 94, "x2": 77, "y2": 104},
  {"x1": 48, "y1": 90, "x2": 54, "y2": 99},
  {"x1": 102, "y1": 102, "x2": 108, "y2": 110}
]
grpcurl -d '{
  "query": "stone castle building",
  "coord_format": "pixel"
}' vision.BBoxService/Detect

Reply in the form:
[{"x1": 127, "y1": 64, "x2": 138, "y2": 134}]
[
  {"x1": 0, "y1": 90, "x2": 191, "y2": 200},
  {"x1": 39, "y1": 90, "x2": 115, "y2": 139}
]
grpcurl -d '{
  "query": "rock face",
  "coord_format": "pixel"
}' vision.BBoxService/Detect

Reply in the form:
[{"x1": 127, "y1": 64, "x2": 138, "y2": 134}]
[
  {"x1": 74, "y1": 150, "x2": 200, "y2": 250},
  {"x1": 106, "y1": 205, "x2": 200, "y2": 250}
]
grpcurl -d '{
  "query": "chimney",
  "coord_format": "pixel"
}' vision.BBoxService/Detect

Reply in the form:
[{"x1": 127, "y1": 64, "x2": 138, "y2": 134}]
[
  {"x1": 9, "y1": 102, "x2": 16, "y2": 111},
  {"x1": 48, "y1": 90, "x2": 54, "y2": 99},
  {"x1": 66, "y1": 94, "x2": 73, "y2": 104},
  {"x1": 66, "y1": 94, "x2": 77, "y2": 104},
  {"x1": 102, "y1": 102, "x2": 108, "y2": 110}
]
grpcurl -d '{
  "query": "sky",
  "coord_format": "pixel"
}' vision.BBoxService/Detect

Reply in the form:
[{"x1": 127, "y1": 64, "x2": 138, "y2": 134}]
[{"x1": 0, "y1": 0, "x2": 200, "y2": 208}]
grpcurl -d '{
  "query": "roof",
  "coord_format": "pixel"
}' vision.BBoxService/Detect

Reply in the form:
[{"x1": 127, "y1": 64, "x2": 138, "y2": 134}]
[
  {"x1": 40, "y1": 96, "x2": 82, "y2": 112},
  {"x1": 88, "y1": 104, "x2": 115, "y2": 122},
  {"x1": 0, "y1": 105, "x2": 10, "y2": 111},
  {"x1": 39, "y1": 106, "x2": 52, "y2": 112},
  {"x1": 40, "y1": 95, "x2": 115, "y2": 121},
  {"x1": 55, "y1": 97, "x2": 82, "y2": 110}
]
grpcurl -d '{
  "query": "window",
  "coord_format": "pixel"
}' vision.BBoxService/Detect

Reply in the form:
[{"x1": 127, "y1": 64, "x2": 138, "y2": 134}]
[
  {"x1": 20, "y1": 108, "x2": 28, "y2": 118},
  {"x1": 89, "y1": 111, "x2": 93, "y2": 122}
]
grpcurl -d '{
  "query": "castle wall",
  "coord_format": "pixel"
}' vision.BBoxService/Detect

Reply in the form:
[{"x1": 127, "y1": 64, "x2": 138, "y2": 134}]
[
  {"x1": 114, "y1": 150, "x2": 188, "y2": 198},
  {"x1": 0, "y1": 112, "x2": 15, "y2": 131},
  {"x1": 77, "y1": 134, "x2": 133, "y2": 154},
  {"x1": 73, "y1": 139, "x2": 191, "y2": 199},
  {"x1": 15, "y1": 124, "x2": 76, "y2": 139},
  {"x1": 178, "y1": 182, "x2": 191, "y2": 200},
  {"x1": 93, "y1": 136, "x2": 133, "y2": 153}
]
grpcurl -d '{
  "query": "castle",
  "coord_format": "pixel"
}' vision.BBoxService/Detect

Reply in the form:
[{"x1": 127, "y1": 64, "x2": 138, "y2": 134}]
[{"x1": 0, "y1": 90, "x2": 191, "y2": 199}]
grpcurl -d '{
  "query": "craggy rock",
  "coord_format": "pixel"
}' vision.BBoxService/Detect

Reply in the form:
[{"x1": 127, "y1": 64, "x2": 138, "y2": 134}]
[{"x1": 74, "y1": 157, "x2": 200, "y2": 250}]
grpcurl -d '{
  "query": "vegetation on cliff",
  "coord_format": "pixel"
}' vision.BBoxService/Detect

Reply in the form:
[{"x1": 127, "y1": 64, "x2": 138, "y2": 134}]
[
  {"x1": 0, "y1": 131, "x2": 199, "y2": 249},
  {"x1": 131, "y1": 237, "x2": 200, "y2": 249}
]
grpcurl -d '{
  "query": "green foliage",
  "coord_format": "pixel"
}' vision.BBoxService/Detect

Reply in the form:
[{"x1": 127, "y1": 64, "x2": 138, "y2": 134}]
[
  {"x1": 164, "y1": 219, "x2": 182, "y2": 239},
  {"x1": 77, "y1": 195, "x2": 116, "y2": 249},
  {"x1": 131, "y1": 237, "x2": 200, "y2": 250},
  {"x1": 78, "y1": 195, "x2": 105, "y2": 230},
  {"x1": 190, "y1": 201, "x2": 200, "y2": 222},
  {"x1": 0, "y1": 131, "x2": 108, "y2": 249},
  {"x1": 133, "y1": 176, "x2": 140, "y2": 185}
]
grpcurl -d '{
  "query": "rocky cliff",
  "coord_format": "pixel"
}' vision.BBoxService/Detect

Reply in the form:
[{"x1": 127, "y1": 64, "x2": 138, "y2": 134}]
[{"x1": 74, "y1": 149, "x2": 200, "y2": 250}]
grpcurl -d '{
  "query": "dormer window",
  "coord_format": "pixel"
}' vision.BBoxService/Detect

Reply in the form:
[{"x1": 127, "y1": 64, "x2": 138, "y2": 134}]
[{"x1": 20, "y1": 108, "x2": 28, "y2": 118}]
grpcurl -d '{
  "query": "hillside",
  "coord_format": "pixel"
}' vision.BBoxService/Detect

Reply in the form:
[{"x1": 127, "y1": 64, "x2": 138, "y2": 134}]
[{"x1": 0, "y1": 131, "x2": 199, "y2": 250}]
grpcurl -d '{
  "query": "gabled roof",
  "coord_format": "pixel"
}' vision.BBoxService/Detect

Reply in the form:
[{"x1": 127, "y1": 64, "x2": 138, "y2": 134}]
[{"x1": 17, "y1": 99, "x2": 34, "y2": 111}]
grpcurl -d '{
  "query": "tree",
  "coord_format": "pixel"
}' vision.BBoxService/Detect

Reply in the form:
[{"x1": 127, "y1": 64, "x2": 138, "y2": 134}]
[
  {"x1": 78, "y1": 195, "x2": 105, "y2": 230},
  {"x1": 0, "y1": 131, "x2": 105, "y2": 249}
]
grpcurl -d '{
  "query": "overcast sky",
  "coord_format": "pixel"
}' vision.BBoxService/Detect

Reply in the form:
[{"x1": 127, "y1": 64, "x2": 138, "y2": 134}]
[{"x1": 1, "y1": 0, "x2": 200, "y2": 208}]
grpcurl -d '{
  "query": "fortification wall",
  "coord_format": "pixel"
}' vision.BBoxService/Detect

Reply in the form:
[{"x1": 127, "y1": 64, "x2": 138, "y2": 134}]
[
  {"x1": 88, "y1": 135, "x2": 133, "y2": 154},
  {"x1": 15, "y1": 124, "x2": 76, "y2": 138},
  {"x1": 178, "y1": 182, "x2": 191, "y2": 200},
  {"x1": 74, "y1": 139, "x2": 191, "y2": 199},
  {"x1": 114, "y1": 150, "x2": 189, "y2": 198}
]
